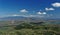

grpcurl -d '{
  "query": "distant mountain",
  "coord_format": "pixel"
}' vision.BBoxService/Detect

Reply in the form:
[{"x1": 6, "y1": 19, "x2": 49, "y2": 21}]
[
  {"x1": 0, "y1": 16, "x2": 60, "y2": 21},
  {"x1": 0, "y1": 16, "x2": 60, "y2": 26},
  {"x1": 0, "y1": 16, "x2": 27, "y2": 21},
  {"x1": 0, "y1": 16, "x2": 46, "y2": 21}
]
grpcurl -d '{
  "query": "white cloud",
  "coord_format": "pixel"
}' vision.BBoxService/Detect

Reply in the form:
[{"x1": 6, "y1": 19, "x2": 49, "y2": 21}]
[
  {"x1": 43, "y1": 12, "x2": 46, "y2": 14},
  {"x1": 9, "y1": 14, "x2": 46, "y2": 18},
  {"x1": 52, "y1": 2, "x2": 60, "y2": 7},
  {"x1": 22, "y1": 15, "x2": 35, "y2": 17},
  {"x1": 22, "y1": 15, "x2": 45, "y2": 17},
  {"x1": 10, "y1": 14, "x2": 35, "y2": 17},
  {"x1": 12, "y1": 14, "x2": 20, "y2": 16},
  {"x1": 45, "y1": 8, "x2": 54, "y2": 11},
  {"x1": 37, "y1": 12, "x2": 42, "y2": 14},
  {"x1": 37, "y1": 12, "x2": 46, "y2": 15},
  {"x1": 9, "y1": 14, "x2": 43, "y2": 17},
  {"x1": 20, "y1": 9, "x2": 28, "y2": 12}
]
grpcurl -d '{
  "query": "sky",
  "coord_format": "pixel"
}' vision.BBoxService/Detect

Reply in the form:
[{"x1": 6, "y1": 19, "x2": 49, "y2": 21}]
[{"x1": 0, "y1": 0, "x2": 60, "y2": 19}]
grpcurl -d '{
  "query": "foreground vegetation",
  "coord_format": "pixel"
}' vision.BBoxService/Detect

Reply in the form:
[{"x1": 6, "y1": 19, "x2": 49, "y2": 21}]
[{"x1": 0, "y1": 21, "x2": 60, "y2": 35}]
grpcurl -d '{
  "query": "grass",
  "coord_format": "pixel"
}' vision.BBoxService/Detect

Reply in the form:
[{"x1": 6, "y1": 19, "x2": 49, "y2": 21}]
[{"x1": 0, "y1": 21, "x2": 60, "y2": 35}]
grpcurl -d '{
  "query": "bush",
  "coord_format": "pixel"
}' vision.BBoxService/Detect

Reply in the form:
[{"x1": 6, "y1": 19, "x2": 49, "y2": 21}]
[{"x1": 14, "y1": 23, "x2": 33, "y2": 30}]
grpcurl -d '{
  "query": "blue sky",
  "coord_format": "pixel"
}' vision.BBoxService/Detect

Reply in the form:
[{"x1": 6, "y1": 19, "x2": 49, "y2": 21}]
[{"x1": 0, "y1": 0, "x2": 60, "y2": 19}]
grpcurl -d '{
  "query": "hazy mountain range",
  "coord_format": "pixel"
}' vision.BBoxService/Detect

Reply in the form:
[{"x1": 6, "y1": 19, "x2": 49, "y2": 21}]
[{"x1": 0, "y1": 16, "x2": 60, "y2": 21}]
